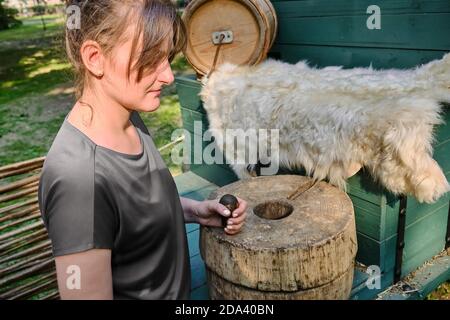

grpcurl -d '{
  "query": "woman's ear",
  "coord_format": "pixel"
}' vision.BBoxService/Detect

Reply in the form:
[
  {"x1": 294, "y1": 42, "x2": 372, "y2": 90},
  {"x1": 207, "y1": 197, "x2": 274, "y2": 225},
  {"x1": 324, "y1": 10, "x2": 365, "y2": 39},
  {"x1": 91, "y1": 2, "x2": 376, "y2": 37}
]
[{"x1": 80, "y1": 40, "x2": 105, "y2": 77}]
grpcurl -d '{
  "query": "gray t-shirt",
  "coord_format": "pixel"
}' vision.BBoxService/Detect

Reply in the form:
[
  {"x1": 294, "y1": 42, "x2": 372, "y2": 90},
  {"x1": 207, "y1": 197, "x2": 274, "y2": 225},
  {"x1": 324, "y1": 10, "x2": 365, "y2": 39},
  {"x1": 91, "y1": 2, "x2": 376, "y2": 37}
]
[{"x1": 38, "y1": 111, "x2": 190, "y2": 300}]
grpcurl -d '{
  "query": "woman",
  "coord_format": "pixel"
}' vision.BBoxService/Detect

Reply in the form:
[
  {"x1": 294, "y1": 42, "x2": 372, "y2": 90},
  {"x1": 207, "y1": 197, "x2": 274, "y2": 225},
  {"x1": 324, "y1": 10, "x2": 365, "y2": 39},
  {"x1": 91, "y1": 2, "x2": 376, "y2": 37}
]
[{"x1": 38, "y1": 0, "x2": 247, "y2": 300}]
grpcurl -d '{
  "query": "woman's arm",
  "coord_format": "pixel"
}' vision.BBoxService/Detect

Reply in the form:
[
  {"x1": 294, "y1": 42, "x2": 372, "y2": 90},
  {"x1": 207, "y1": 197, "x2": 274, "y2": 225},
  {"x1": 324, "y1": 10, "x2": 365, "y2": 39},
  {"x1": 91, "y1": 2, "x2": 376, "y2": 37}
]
[
  {"x1": 179, "y1": 197, "x2": 202, "y2": 224},
  {"x1": 180, "y1": 197, "x2": 248, "y2": 235},
  {"x1": 54, "y1": 249, "x2": 113, "y2": 300}
]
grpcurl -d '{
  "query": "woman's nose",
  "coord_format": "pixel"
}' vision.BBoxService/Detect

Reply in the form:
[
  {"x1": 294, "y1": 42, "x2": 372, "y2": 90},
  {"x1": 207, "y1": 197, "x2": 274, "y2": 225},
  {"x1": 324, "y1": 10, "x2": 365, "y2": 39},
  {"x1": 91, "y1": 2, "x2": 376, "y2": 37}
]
[{"x1": 159, "y1": 63, "x2": 175, "y2": 85}]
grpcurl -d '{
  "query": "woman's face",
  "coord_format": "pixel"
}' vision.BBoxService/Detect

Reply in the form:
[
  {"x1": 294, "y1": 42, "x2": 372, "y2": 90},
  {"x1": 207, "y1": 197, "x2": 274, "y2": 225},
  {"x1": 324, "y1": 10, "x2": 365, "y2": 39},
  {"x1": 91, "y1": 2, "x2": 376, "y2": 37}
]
[{"x1": 101, "y1": 27, "x2": 175, "y2": 113}]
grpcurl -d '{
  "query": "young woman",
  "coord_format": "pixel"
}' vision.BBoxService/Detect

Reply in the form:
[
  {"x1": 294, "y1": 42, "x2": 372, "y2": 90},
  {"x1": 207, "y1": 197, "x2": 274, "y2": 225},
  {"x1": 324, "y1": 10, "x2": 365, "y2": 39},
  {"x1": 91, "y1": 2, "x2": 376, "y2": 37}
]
[{"x1": 38, "y1": 0, "x2": 247, "y2": 300}]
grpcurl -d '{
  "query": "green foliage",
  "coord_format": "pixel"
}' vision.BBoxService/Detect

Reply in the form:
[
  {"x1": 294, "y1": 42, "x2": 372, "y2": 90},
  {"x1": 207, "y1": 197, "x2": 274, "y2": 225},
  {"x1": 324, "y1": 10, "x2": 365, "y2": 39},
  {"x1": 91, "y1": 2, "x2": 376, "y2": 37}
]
[{"x1": 0, "y1": 0, "x2": 22, "y2": 30}]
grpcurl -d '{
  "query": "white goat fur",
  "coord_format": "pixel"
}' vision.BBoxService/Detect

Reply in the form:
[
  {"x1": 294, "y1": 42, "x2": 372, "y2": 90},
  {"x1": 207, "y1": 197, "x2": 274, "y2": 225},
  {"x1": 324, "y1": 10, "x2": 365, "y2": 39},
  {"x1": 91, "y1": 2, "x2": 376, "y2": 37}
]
[{"x1": 200, "y1": 53, "x2": 450, "y2": 203}]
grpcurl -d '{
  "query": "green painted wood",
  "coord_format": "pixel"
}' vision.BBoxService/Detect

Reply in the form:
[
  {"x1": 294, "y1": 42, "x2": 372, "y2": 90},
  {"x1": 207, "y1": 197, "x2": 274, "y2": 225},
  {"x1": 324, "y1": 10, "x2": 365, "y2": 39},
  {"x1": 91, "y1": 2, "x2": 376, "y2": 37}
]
[
  {"x1": 186, "y1": 223, "x2": 199, "y2": 234},
  {"x1": 175, "y1": 75, "x2": 204, "y2": 113},
  {"x1": 273, "y1": 14, "x2": 450, "y2": 50},
  {"x1": 191, "y1": 164, "x2": 238, "y2": 187},
  {"x1": 190, "y1": 254, "x2": 207, "y2": 291},
  {"x1": 356, "y1": 200, "x2": 449, "y2": 277},
  {"x1": 175, "y1": 0, "x2": 450, "y2": 297},
  {"x1": 356, "y1": 231, "x2": 394, "y2": 272},
  {"x1": 187, "y1": 228, "x2": 200, "y2": 258},
  {"x1": 271, "y1": 0, "x2": 449, "y2": 16},
  {"x1": 182, "y1": 186, "x2": 220, "y2": 202},
  {"x1": 270, "y1": 44, "x2": 449, "y2": 69},
  {"x1": 434, "y1": 142, "x2": 450, "y2": 175},
  {"x1": 351, "y1": 269, "x2": 395, "y2": 300},
  {"x1": 404, "y1": 255, "x2": 450, "y2": 300},
  {"x1": 377, "y1": 255, "x2": 450, "y2": 300},
  {"x1": 180, "y1": 107, "x2": 209, "y2": 133},
  {"x1": 174, "y1": 170, "x2": 218, "y2": 196},
  {"x1": 351, "y1": 195, "x2": 386, "y2": 241},
  {"x1": 352, "y1": 268, "x2": 370, "y2": 289},
  {"x1": 347, "y1": 170, "x2": 396, "y2": 206},
  {"x1": 400, "y1": 203, "x2": 449, "y2": 278},
  {"x1": 190, "y1": 284, "x2": 209, "y2": 300}
]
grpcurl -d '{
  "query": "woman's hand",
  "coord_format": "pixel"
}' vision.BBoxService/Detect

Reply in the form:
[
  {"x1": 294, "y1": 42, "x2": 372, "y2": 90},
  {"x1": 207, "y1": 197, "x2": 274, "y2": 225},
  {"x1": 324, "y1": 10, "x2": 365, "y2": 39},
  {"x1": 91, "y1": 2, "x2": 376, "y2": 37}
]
[{"x1": 184, "y1": 197, "x2": 248, "y2": 235}]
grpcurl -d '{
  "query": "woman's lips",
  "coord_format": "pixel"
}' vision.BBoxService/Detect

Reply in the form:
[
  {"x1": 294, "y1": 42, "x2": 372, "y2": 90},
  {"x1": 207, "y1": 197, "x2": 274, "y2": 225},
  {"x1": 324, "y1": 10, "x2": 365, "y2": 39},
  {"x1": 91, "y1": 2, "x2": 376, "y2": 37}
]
[{"x1": 148, "y1": 89, "x2": 161, "y2": 96}]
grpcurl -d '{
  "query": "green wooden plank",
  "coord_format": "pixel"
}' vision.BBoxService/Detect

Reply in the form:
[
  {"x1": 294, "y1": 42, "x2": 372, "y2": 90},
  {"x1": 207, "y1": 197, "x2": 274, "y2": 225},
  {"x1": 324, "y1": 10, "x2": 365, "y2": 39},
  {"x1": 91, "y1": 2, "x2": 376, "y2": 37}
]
[
  {"x1": 270, "y1": 44, "x2": 448, "y2": 69},
  {"x1": 377, "y1": 255, "x2": 450, "y2": 300},
  {"x1": 347, "y1": 170, "x2": 395, "y2": 205},
  {"x1": 273, "y1": 0, "x2": 450, "y2": 15},
  {"x1": 183, "y1": 187, "x2": 218, "y2": 202},
  {"x1": 186, "y1": 223, "x2": 199, "y2": 234},
  {"x1": 180, "y1": 107, "x2": 209, "y2": 133},
  {"x1": 191, "y1": 164, "x2": 239, "y2": 187},
  {"x1": 174, "y1": 171, "x2": 218, "y2": 196},
  {"x1": 352, "y1": 268, "x2": 369, "y2": 289},
  {"x1": 351, "y1": 269, "x2": 395, "y2": 300},
  {"x1": 187, "y1": 228, "x2": 200, "y2": 258},
  {"x1": 406, "y1": 255, "x2": 450, "y2": 300},
  {"x1": 356, "y1": 231, "x2": 393, "y2": 271},
  {"x1": 401, "y1": 205, "x2": 449, "y2": 277},
  {"x1": 274, "y1": 13, "x2": 450, "y2": 50},
  {"x1": 272, "y1": 0, "x2": 450, "y2": 16},
  {"x1": 434, "y1": 140, "x2": 450, "y2": 175},
  {"x1": 190, "y1": 254, "x2": 207, "y2": 291},
  {"x1": 190, "y1": 284, "x2": 210, "y2": 300},
  {"x1": 382, "y1": 195, "x2": 449, "y2": 242},
  {"x1": 351, "y1": 196, "x2": 384, "y2": 240},
  {"x1": 175, "y1": 75, "x2": 204, "y2": 113},
  {"x1": 357, "y1": 200, "x2": 449, "y2": 275}
]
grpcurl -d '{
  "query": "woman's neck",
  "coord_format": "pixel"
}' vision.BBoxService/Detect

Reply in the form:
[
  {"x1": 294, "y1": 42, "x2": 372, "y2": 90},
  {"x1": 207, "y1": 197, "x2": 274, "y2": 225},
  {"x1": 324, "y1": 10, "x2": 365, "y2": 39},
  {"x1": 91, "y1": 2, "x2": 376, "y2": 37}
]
[
  {"x1": 77, "y1": 87, "x2": 132, "y2": 132},
  {"x1": 66, "y1": 86, "x2": 142, "y2": 155}
]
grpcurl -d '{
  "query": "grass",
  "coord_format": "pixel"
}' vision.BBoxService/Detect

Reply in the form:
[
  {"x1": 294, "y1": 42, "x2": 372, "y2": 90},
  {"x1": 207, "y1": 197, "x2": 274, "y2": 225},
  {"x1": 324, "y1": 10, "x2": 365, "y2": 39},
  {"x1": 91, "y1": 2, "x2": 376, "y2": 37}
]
[
  {"x1": 0, "y1": 13, "x2": 193, "y2": 175},
  {"x1": 0, "y1": 14, "x2": 64, "y2": 42}
]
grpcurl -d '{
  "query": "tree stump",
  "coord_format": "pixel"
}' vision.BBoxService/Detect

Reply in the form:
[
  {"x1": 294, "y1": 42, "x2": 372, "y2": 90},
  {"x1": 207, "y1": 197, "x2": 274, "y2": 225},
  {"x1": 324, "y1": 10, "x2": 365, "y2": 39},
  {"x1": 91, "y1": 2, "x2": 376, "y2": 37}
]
[{"x1": 200, "y1": 175, "x2": 357, "y2": 299}]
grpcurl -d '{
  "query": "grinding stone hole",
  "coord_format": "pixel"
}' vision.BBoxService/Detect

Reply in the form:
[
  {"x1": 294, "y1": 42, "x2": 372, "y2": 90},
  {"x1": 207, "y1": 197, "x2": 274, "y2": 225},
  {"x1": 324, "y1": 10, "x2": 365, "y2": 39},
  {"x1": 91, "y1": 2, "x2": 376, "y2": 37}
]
[{"x1": 253, "y1": 200, "x2": 294, "y2": 220}]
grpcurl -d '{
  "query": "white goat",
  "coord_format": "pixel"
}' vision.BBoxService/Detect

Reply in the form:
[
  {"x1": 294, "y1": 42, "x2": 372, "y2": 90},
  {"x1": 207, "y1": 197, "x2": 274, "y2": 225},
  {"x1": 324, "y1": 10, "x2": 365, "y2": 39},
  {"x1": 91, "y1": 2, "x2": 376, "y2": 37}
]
[{"x1": 200, "y1": 53, "x2": 450, "y2": 203}]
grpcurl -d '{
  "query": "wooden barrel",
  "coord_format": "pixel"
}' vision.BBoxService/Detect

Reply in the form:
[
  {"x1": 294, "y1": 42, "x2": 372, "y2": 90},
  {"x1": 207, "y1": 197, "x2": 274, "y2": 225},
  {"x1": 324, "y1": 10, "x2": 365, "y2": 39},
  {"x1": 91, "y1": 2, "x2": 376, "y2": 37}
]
[
  {"x1": 182, "y1": 0, "x2": 278, "y2": 76},
  {"x1": 200, "y1": 175, "x2": 357, "y2": 299}
]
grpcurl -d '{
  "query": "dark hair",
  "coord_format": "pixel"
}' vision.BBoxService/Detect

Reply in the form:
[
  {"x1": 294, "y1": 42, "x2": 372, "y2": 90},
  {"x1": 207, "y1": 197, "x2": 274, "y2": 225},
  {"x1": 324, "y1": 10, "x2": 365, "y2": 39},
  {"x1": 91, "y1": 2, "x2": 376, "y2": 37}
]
[{"x1": 65, "y1": 0, "x2": 186, "y2": 98}]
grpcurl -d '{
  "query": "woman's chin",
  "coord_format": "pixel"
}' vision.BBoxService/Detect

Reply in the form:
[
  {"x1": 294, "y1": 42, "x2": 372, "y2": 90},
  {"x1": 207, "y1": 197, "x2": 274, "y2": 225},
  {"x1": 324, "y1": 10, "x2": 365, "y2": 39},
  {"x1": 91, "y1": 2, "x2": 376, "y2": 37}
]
[{"x1": 137, "y1": 99, "x2": 161, "y2": 112}]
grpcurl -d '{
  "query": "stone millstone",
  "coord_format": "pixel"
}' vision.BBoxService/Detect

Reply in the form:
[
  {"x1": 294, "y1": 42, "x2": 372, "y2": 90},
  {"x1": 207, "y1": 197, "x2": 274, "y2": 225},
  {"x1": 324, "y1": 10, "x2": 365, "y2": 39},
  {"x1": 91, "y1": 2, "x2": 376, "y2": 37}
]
[{"x1": 200, "y1": 175, "x2": 357, "y2": 299}]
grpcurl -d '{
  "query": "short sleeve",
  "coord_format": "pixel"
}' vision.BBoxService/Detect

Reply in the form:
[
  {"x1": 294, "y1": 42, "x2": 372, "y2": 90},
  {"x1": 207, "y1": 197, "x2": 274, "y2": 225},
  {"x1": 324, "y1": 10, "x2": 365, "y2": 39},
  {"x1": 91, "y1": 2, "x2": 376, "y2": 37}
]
[{"x1": 38, "y1": 154, "x2": 117, "y2": 257}]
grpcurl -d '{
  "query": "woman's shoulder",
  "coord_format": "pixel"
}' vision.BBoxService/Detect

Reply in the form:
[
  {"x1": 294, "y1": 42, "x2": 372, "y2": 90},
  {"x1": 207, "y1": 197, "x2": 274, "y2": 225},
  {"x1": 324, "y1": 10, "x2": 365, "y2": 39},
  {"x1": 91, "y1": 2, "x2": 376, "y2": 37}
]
[{"x1": 41, "y1": 119, "x2": 97, "y2": 183}]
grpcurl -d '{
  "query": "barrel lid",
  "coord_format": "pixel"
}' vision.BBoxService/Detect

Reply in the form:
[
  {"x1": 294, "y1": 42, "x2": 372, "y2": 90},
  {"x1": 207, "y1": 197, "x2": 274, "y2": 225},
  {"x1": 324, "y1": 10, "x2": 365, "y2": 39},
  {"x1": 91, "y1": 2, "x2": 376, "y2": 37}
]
[{"x1": 182, "y1": 0, "x2": 275, "y2": 76}]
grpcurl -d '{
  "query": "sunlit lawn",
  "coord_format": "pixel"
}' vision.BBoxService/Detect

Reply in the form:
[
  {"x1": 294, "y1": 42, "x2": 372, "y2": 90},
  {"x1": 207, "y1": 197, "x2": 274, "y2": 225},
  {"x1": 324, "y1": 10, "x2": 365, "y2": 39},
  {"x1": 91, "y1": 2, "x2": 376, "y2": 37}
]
[{"x1": 0, "y1": 14, "x2": 193, "y2": 175}]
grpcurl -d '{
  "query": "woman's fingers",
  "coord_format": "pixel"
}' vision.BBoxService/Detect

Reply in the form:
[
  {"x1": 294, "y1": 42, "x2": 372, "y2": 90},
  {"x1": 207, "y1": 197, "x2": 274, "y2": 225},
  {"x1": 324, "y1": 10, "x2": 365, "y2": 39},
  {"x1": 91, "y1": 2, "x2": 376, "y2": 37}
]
[
  {"x1": 227, "y1": 210, "x2": 246, "y2": 225},
  {"x1": 209, "y1": 200, "x2": 231, "y2": 218},
  {"x1": 225, "y1": 221, "x2": 244, "y2": 235},
  {"x1": 231, "y1": 197, "x2": 248, "y2": 218}
]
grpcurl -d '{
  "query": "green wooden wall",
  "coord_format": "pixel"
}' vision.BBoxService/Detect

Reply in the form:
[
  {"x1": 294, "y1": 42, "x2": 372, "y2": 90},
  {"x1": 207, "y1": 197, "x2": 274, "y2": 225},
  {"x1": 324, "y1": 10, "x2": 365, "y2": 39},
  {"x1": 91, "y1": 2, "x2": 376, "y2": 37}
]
[
  {"x1": 175, "y1": 0, "x2": 450, "y2": 299},
  {"x1": 269, "y1": 0, "x2": 450, "y2": 68}
]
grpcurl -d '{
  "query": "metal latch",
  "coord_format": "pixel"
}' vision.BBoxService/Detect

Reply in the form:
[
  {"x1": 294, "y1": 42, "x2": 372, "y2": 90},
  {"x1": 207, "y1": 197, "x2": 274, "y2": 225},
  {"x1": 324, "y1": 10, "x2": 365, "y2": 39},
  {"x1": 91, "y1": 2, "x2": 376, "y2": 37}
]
[{"x1": 212, "y1": 31, "x2": 233, "y2": 44}]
